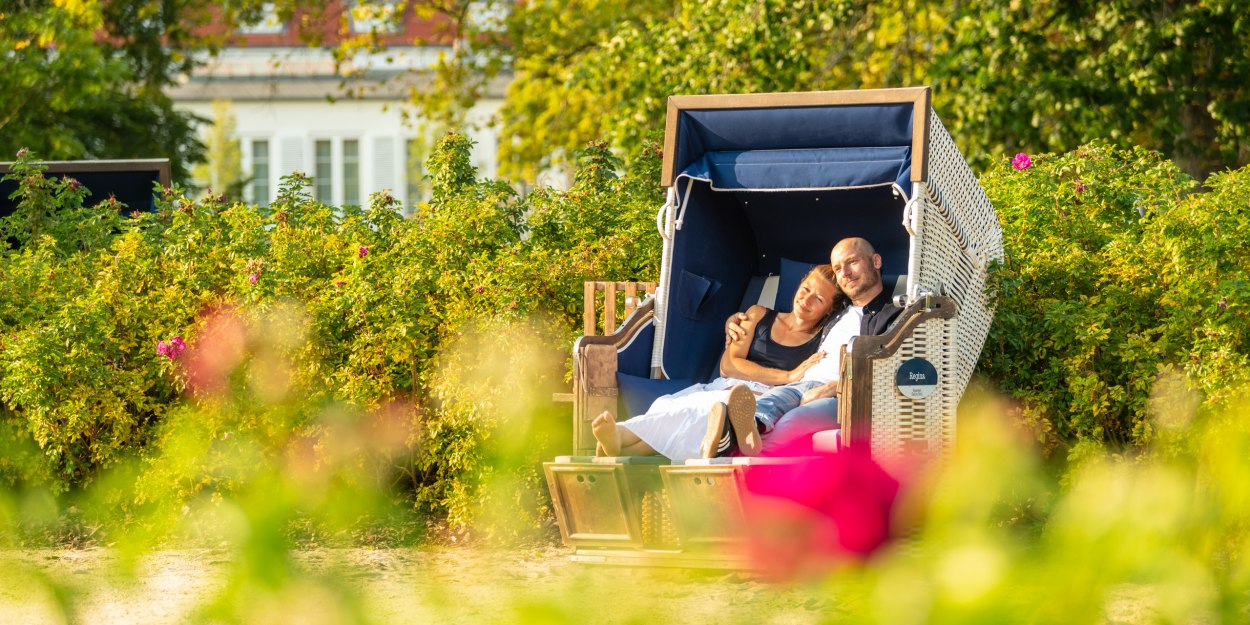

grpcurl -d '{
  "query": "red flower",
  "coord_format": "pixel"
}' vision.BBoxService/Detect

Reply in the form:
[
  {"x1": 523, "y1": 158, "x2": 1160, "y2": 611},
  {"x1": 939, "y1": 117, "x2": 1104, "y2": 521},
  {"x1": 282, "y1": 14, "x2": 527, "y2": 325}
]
[{"x1": 740, "y1": 446, "x2": 900, "y2": 579}]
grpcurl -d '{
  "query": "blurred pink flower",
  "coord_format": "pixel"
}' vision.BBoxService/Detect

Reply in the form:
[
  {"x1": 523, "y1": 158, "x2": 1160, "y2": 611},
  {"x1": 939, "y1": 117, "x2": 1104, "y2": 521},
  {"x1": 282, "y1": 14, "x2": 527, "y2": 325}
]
[
  {"x1": 248, "y1": 273, "x2": 259, "y2": 284},
  {"x1": 1012, "y1": 152, "x2": 1033, "y2": 170},
  {"x1": 475, "y1": 286, "x2": 485, "y2": 294},
  {"x1": 1075, "y1": 180, "x2": 1086, "y2": 193},
  {"x1": 185, "y1": 310, "x2": 246, "y2": 397},
  {"x1": 358, "y1": 246, "x2": 369, "y2": 258},
  {"x1": 335, "y1": 280, "x2": 346, "y2": 288},
  {"x1": 740, "y1": 445, "x2": 900, "y2": 579}
]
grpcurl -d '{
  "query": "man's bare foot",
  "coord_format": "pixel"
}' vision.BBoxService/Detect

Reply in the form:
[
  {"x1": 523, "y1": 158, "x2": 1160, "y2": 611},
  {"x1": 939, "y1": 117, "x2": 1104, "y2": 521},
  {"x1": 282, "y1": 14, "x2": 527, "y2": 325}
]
[
  {"x1": 591, "y1": 411, "x2": 621, "y2": 456},
  {"x1": 726, "y1": 384, "x2": 762, "y2": 456}
]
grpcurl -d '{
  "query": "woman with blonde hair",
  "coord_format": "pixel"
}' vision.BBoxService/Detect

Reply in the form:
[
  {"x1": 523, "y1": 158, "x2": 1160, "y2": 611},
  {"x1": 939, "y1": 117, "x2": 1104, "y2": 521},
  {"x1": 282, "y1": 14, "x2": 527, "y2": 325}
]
[{"x1": 592, "y1": 265, "x2": 845, "y2": 462}]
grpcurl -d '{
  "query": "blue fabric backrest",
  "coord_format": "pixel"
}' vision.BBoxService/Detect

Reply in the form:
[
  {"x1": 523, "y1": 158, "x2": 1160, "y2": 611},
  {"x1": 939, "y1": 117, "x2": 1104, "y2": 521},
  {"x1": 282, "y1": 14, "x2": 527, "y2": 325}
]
[
  {"x1": 680, "y1": 146, "x2": 912, "y2": 191},
  {"x1": 616, "y1": 320, "x2": 655, "y2": 378},
  {"x1": 660, "y1": 183, "x2": 909, "y2": 383},
  {"x1": 674, "y1": 104, "x2": 915, "y2": 187}
]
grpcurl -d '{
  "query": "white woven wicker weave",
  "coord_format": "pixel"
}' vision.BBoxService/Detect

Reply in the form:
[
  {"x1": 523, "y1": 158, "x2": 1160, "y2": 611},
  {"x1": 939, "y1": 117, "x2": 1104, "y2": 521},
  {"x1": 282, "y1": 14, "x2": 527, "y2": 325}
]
[{"x1": 871, "y1": 111, "x2": 1003, "y2": 460}]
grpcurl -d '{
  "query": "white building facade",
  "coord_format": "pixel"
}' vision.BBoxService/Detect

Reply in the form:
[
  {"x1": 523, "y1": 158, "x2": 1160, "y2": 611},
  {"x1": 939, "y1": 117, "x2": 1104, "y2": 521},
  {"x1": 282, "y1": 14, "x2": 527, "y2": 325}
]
[{"x1": 167, "y1": 4, "x2": 506, "y2": 210}]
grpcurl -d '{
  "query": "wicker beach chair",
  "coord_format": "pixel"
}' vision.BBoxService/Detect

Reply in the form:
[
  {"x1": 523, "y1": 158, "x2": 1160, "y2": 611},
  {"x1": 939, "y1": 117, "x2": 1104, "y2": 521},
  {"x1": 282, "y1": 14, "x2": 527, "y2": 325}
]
[{"x1": 544, "y1": 87, "x2": 1003, "y2": 566}]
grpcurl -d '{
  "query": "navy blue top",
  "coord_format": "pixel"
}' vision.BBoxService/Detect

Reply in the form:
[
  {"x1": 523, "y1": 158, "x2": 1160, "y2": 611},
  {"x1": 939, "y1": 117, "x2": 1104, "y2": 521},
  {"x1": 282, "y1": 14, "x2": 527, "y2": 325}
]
[{"x1": 746, "y1": 309, "x2": 823, "y2": 372}]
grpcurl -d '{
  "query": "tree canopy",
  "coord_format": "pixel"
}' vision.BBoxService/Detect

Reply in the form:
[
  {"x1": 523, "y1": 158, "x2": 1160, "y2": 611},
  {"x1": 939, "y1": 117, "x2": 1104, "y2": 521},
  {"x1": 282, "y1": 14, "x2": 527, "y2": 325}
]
[
  {"x1": 934, "y1": 0, "x2": 1250, "y2": 180},
  {"x1": 5, "y1": 1, "x2": 1246, "y2": 188},
  {"x1": 411, "y1": 0, "x2": 1249, "y2": 183},
  {"x1": 0, "y1": 3, "x2": 204, "y2": 179}
]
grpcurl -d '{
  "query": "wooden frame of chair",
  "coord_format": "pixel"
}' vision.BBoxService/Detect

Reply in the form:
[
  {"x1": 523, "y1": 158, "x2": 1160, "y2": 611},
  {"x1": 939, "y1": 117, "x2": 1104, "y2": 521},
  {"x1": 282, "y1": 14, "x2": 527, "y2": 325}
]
[{"x1": 582, "y1": 281, "x2": 657, "y2": 337}]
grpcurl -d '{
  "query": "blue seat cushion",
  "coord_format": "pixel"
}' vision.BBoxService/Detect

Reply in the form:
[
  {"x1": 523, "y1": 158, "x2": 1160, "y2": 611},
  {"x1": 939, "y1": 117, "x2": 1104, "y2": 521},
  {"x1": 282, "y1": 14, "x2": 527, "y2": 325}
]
[{"x1": 616, "y1": 372, "x2": 695, "y2": 419}]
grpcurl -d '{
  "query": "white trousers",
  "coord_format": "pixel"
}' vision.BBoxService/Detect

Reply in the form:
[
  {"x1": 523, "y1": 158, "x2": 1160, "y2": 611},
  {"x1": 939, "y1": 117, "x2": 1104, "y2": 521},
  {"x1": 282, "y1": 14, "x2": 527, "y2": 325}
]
[{"x1": 618, "y1": 377, "x2": 770, "y2": 463}]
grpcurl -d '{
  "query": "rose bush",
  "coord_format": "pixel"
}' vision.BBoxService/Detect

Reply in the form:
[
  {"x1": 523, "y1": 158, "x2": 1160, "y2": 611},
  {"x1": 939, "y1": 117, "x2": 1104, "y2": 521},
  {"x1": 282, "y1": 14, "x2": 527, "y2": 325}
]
[
  {"x1": 979, "y1": 142, "x2": 1250, "y2": 459},
  {"x1": 5, "y1": 135, "x2": 1250, "y2": 539},
  {"x1": 0, "y1": 135, "x2": 662, "y2": 538}
]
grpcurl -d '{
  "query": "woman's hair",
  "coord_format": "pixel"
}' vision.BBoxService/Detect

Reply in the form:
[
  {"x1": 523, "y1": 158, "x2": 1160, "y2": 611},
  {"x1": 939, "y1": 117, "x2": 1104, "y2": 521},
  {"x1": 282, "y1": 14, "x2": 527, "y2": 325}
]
[{"x1": 801, "y1": 264, "x2": 848, "y2": 321}]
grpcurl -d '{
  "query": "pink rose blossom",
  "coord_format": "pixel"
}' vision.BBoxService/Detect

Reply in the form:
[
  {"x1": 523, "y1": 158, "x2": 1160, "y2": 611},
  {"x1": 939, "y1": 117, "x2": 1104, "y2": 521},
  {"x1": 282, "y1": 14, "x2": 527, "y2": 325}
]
[
  {"x1": 475, "y1": 286, "x2": 485, "y2": 294},
  {"x1": 1075, "y1": 180, "x2": 1086, "y2": 193},
  {"x1": 335, "y1": 280, "x2": 346, "y2": 288},
  {"x1": 358, "y1": 246, "x2": 369, "y2": 258},
  {"x1": 157, "y1": 335, "x2": 187, "y2": 360},
  {"x1": 1012, "y1": 152, "x2": 1033, "y2": 171},
  {"x1": 248, "y1": 273, "x2": 259, "y2": 284}
]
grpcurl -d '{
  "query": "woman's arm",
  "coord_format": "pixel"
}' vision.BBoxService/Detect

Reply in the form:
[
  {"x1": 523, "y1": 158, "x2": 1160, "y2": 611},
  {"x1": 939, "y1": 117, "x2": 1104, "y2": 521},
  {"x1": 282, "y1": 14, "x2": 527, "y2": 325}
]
[{"x1": 719, "y1": 306, "x2": 824, "y2": 385}]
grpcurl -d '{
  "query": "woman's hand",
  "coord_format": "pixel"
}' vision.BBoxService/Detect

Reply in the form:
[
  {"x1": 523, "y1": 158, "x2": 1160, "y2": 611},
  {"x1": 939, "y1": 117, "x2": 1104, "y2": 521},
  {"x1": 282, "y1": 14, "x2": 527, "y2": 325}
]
[
  {"x1": 800, "y1": 381, "x2": 839, "y2": 405},
  {"x1": 786, "y1": 351, "x2": 826, "y2": 383}
]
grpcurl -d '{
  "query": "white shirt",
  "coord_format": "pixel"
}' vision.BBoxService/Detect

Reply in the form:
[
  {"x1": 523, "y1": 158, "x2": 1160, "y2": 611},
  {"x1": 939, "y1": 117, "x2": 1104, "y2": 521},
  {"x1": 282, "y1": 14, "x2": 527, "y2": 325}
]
[{"x1": 799, "y1": 305, "x2": 863, "y2": 383}]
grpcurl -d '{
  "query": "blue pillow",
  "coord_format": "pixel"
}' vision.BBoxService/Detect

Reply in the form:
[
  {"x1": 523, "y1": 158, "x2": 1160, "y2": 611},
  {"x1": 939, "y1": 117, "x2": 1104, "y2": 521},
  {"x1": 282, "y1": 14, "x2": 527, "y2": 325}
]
[
  {"x1": 616, "y1": 372, "x2": 694, "y2": 418},
  {"x1": 775, "y1": 257, "x2": 817, "y2": 313}
]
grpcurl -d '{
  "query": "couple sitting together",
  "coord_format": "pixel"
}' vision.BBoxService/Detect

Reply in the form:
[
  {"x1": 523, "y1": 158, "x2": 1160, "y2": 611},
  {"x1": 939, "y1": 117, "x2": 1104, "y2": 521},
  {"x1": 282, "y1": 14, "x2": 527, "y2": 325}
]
[{"x1": 592, "y1": 237, "x2": 904, "y2": 462}]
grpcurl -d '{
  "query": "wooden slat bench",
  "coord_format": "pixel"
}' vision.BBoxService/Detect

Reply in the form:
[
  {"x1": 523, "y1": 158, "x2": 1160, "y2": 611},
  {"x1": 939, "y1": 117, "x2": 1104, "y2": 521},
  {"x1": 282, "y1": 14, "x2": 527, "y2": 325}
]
[{"x1": 553, "y1": 281, "x2": 656, "y2": 403}]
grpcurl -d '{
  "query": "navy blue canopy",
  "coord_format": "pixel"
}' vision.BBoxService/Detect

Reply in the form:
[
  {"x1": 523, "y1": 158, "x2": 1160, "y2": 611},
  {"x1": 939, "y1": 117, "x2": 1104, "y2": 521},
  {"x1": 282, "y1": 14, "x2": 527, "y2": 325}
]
[{"x1": 671, "y1": 103, "x2": 916, "y2": 193}]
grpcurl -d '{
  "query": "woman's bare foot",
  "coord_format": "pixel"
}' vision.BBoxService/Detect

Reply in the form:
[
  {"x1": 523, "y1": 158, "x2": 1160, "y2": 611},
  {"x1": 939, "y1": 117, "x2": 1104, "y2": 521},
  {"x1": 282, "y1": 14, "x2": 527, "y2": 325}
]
[{"x1": 591, "y1": 411, "x2": 621, "y2": 456}]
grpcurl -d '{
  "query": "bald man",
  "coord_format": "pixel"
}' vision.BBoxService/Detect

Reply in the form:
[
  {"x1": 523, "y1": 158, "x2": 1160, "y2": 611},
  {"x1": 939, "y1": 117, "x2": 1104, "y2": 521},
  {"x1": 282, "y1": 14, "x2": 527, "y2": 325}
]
[{"x1": 704, "y1": 237, "x2": 903, "y2": 457}]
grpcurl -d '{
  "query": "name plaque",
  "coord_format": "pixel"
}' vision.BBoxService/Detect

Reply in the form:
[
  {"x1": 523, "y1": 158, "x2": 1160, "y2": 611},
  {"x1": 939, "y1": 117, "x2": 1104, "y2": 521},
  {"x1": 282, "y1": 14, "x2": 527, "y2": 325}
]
[{"x1": 895, "y1": 357, "x2": 938, "y2": 399}]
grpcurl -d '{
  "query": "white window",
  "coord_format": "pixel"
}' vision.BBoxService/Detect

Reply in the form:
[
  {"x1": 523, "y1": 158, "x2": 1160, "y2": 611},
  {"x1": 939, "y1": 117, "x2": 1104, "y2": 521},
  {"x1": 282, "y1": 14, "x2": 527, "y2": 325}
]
[
  {"x1": 307, "y1": 137, "x2": 367, "y2": 206},
  {"x1": 343, "y1": 139, "x2": 360, "y2": 206},
  {"x1": 314, "y1": 140, "x2": 333, "y2": 203},
  {"x1": 250, "y1": 140, "x2": 270, "y2": 207},
  {"x1": 406, "y1": 138, "x2": 425, "y2": 209}
]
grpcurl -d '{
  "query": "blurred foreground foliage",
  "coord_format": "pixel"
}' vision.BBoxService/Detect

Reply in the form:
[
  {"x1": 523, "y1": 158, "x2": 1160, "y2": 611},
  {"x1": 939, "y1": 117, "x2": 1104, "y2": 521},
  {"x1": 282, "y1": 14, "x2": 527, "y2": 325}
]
[
  {"x1": 3, "y1": 379, "x2": 1250, "y2": 623},
  {"x1": 0, "y1": 136, "x2": 661, "y2": 542}
]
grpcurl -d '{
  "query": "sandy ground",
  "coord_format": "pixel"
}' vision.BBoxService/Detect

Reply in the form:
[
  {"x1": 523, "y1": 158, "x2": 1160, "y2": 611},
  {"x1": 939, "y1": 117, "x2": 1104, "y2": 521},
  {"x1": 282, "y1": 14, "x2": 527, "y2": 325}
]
[{"x1": 0, "y1": 546, "x2": 843, "y2": 625}]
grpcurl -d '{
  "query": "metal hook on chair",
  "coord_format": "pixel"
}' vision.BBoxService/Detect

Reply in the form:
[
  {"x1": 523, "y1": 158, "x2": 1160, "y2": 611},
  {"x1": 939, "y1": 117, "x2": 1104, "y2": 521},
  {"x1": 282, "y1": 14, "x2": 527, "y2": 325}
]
[
  {"x1": 901, "y1": 196, "x2": 921, "y2": 237},
  {"x1": 656, "y1": 187, "x2": 676, "y2": 241}
]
